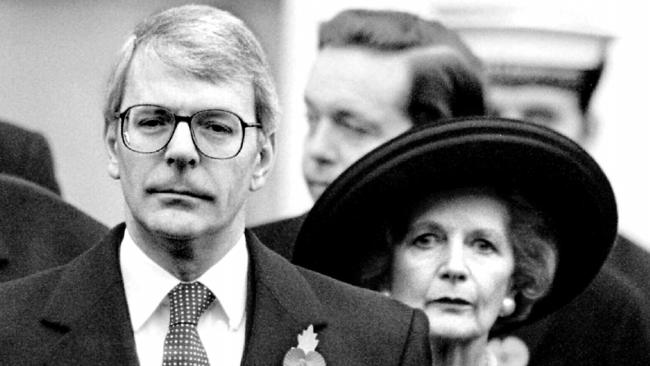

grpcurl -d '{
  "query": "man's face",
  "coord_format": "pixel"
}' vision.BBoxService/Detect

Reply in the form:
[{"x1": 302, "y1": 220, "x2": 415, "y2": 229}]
[
  {"x1": 105, "y1": 50, "x2": 273, "y2": 243},
  {"x1": 488, "y1": 84, "x2": 586, "y2": 143},
  {"x1": 302, "y1": 47, "x2": 413, "y2": 200}
]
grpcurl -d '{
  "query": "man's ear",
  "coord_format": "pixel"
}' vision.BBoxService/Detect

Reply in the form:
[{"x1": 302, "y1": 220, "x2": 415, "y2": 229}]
[
  {"x1": 104, "y1": 122, "x2": 121, "y2": 180},
  {"x1": 250, "y1": 132, "x2": 275, "y2": 192}
]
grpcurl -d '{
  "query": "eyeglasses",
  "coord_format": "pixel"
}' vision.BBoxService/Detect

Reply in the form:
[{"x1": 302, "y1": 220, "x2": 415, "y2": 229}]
[{"x1": 115, "y1": 104, "x2": 262, "y2": 159}]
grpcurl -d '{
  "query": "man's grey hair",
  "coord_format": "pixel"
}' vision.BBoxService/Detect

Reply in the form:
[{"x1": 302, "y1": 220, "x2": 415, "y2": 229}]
[{"x1": 103, "y1": 4, "x2": 279, "y2": 137}]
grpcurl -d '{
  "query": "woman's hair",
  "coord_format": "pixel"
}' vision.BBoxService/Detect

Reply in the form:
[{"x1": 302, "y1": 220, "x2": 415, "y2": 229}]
[
  {"x1": 102, "y1": 5, "x2": 279, "y2": 138},
  {"x1": 501, "y1": 191, "x2": 558, "y2": 322},
  {"x1": 360, "y1": 186, "x2": 558, "y2": 324}
]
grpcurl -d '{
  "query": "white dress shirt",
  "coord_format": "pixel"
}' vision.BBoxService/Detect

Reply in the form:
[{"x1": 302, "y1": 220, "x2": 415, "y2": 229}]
[{"x1": 120, "y1": 228, "x2": 248, "y2": 366}]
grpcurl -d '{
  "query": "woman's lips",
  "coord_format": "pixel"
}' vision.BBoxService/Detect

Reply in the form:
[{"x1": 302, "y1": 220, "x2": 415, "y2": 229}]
[{"x1": 430, "y1": 297, "x2": 473, "y2": 309}]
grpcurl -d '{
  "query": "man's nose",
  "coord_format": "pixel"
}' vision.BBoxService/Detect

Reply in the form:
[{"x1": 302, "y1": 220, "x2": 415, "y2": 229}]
[
  {"x1": 438, "y1": 240, "x2": 469, "y2": 283},
  {"x1": 304, "y1": 119, "x2": 338, "y2": 166},
  {"x1": 164, "y1": 121, "x2": 200, "y2": 168}
]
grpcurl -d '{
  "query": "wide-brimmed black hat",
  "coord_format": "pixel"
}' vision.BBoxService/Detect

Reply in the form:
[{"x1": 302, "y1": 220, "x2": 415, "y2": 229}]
[{"x1": 293, "y1": 117, "x2": 617, "y2": 327}]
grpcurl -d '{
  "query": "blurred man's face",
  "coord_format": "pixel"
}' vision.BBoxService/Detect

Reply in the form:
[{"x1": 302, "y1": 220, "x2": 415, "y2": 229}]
[
  {"x1": 488, "y1": 84, "x2": 586, "y2": 143},
  {"x1": 302, "y1": 47, "x2": 413, "y2": 200}
]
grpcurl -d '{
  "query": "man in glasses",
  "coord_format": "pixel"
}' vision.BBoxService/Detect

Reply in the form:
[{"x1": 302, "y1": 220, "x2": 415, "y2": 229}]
[{"x1": 0, "y1": 5, "x2": 431, "y2": 365}]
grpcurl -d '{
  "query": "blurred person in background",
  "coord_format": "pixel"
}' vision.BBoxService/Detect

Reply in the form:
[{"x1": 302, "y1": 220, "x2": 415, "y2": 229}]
[
  {"x1": 0, "y1": 119, "x2": 60, "y2": 194},
  {"x1": 0, "y1": 173, "x2": 107, "y2": 282},
  {"x1": 252, "y1": 8, "x2": 486, "y2": 259},
  {"x1": 0, "y1": 121, "x2": 105, "y2": 283}
]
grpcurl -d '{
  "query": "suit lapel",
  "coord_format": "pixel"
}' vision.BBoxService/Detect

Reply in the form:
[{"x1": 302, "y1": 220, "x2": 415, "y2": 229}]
[
  {"x1": 39, "y1": 224, "x2": 139, "y2": 366},
  {"x1": 241, "y1": 231, "x2": 329, "y2": 366},
  {"x1": 35, "y1": 226, "x2": 329, "y2": 365}
]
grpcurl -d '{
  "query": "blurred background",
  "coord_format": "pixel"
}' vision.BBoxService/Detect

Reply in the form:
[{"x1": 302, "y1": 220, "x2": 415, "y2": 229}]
[{"x1": 1, "y1": 0, "x2": 648, "y2": 249}]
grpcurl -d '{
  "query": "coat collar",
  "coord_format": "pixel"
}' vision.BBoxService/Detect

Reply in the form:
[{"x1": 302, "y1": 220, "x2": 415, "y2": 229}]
[
  {"x1": 40, "y1": 223, "x2": 139, "y2": 365},
  {"x1": 38, "y1": 224, "x2": 329, "y2": 365},
  {"x1": 242, "y1": 231, "x2": 328, "y2": 366}
]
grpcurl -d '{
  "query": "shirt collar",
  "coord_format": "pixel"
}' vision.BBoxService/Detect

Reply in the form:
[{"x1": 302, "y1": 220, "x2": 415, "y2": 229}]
[
  {"x1": 120, "y1": 228, "x2": 249, "y2": 331},
  {"x1": 196, "y1": 233, "x2": 248, "y2": 330}
]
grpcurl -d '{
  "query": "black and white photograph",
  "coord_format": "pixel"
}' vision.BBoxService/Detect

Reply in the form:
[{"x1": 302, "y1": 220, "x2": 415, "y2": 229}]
[{"x1": 0, "y1": 0, "x2": 648, "y2": 365}]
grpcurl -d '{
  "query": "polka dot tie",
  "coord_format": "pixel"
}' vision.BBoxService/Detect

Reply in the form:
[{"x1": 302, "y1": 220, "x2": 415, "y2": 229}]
[{"x1": 162, "y1": 282, "x2": 216, "y2": 366}]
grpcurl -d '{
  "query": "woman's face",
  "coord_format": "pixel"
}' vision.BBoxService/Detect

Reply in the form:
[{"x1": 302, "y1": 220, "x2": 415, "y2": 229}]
[{"x1": 390, "y1": 191, "x2": 515, "y2": 341}]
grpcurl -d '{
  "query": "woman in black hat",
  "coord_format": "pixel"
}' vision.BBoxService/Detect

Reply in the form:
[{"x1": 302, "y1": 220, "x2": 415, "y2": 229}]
[{"x1": 293, "y1": 117, "x2": 617, "y2": 366}]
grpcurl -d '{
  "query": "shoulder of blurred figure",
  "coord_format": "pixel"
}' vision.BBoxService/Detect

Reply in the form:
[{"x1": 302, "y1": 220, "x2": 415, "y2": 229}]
[{"x1": 0, "y1": 119, "x2": 61, "y2": 194}]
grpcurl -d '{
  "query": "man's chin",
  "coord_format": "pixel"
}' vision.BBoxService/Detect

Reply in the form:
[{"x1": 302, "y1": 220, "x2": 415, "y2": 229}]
[
  {"x1": 147, "y1": 223, "x2": 200, "y2": 242},
  {"x1": 144, "y1": 212, "x2": 209, "y2": 241},
  {"x1": 155, "y1": 226, "x2": 198, "y2": 240}
]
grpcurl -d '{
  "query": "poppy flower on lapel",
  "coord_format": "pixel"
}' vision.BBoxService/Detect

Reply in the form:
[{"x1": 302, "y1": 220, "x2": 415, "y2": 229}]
[
  {"x1": 283, "y1": 325, "x2": 326, "y2": 366},
  {"x1": 486, "y1": 336, "x2": 530, "y2": 366}
]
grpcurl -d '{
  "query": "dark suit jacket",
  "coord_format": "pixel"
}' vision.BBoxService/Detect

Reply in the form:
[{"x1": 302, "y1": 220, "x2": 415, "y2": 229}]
[
  {"x1": 0, "y1": 174, "x2": 108, "y2": 282},
  {"x1": 254, "y1": 214, "x2": 650, "y2": 365},
  {"x1": 503, "y1": 235, "x2": 650, "y2": 366},
  {"x1": 252, "y1": 213, "x2": 306, "y2": 260},
  {"x1": 506, "y1": 266, "x2": 650, "y2": 366},
  {"x1": 606, "y1": 234, "x2": 650, "y2": 297},
  {"x1": 0, "y1": 120, "x2": 60, "y2": 195},
  {"x1": 0, "y1": 224, "x2": 431, "y2": 365}
]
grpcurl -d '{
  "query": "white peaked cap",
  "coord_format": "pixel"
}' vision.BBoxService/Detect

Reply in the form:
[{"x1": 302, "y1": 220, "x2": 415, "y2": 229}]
[{"x1": 432, "y1": 2, "x2": 612, "y2": 71}]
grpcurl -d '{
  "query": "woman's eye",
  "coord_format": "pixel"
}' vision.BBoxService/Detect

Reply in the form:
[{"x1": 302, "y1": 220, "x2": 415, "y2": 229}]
[
  {"x1": 411, "y1": 233, "x2": 443, "y2": 248},
  {"x1": 473, "y1": 239, "x2": 497, "y2": 253},
  {"x1": 412, "y1": 235, "x2": 431, "y2": 247}
]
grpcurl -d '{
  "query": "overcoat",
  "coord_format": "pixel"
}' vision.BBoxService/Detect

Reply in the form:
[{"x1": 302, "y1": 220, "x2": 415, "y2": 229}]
[{"x1": 0, "y1": 174, "x2": 107, "y2": 282}]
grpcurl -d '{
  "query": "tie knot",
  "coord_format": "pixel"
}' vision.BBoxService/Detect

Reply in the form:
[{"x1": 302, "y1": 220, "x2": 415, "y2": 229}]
[{"x1": 168, "y1": 282, "x2": 215, "y2": 326}]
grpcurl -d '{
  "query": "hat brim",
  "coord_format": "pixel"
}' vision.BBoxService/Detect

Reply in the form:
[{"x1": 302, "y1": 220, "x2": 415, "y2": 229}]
[{"x1": 293, "y1": 117, "x2": 617, "y2": 328}]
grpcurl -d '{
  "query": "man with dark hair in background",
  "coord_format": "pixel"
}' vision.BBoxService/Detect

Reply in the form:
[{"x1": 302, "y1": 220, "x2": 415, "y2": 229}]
[{"x1": 253, "y1": 8, "x2": 486, "y2": 259}]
